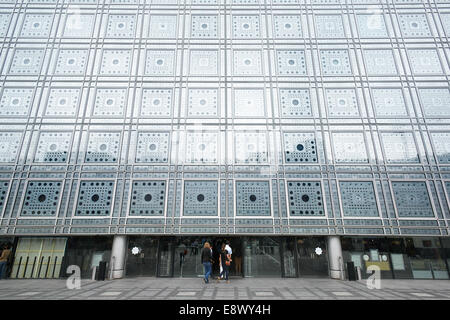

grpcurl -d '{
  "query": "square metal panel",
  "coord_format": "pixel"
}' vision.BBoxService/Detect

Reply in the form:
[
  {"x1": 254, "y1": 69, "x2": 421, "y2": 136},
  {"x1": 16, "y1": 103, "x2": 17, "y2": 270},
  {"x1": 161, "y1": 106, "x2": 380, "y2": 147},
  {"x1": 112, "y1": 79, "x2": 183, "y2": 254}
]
[
  {"x1": 236, "y1": 181, "x2": 271, "y2": 216},
  {"x1": 232, "y1": 15, "x2": 261, "y2": 38},
  {"x1": 371, "y1": 88, "x2": 407, "y2": 117},
  {"x1": 130, "y1": 181, "x2": 166, "y2": 216},
  {"x1": 233, "y1": 88, "x2": 265, "y2": 117},
  {"x1": 45, "y1": 88, "x2": 80, "y2": 117},
  {"x1": 273, "y1": 15, "x2": 302, "y2": 38},
  {"x1": 325, "y1": 89, "x2": 359, "y2": 117},
  {"x1": 276, "y1": 50, "x2": 306, "y2": 75},
  {"x1": 93, "y1": 88, "x2": 127, "y2": 117},
  {"x1": 319, "y1": 50, "x2": 352, "y2": 75},
  {"x1": 76, "y1": 181, "x2": 114, "y2": 216},
  {"x1": 392, "y1": 181, "x2": 434, "y2": 217},
  {"x1": 63, "y1": 14, "x2": 95, "y2": 37},
  {"x1": 408, "y1": 49, "x2": 443, "y2": 74},
  {"x1": 363, "y1": 50, "x2": 397, "y2": 75},
  {"x1": 105, "y1": 14, "x2": 136, "y2": 38},
  {"x1": 287, "y1": 181, "x2": 324, "y2": 216},
  {"x1": 9, "y1": 49, "x2": 45, "y2": 75},
  {"x1": 0, "y1": 13, "x2": 11, "y2": 37},
  {"x1": 418, "y1": 88, "x2": 450, "y2": 117},
  {"x1": 145, "y1": 50, "x2": 176, "y2": 76},
  {"x1": 35, "y1": 132, "x2": 71, "y2": 163},
  {"x1": 188, "y1": 88, "x2": 218, "y2": 117},
  {"x1": 355, "y1": 14, "x2": 388, "y2": 38},
  {"x1": 100, "y1": 49, "x2": 132, "y2": 75},
  {"x1": 136, "y1": 132, "x2": 170, "y2": 163},
  {"x1": 314, "y1": 15, "x2": 345, "y2": 38},
  {"x1": 85, "y1": 132, "x2": 121, "y2": 163},
  {"x1": 235, "y1": 131, "x2": 268, "y2": 164},
  {"x1": 0, "y1": 88, "x2": 33, "y2": 117},
  {"x1": 332, "y1": 132, "x2": 368, "y2": 163},
  {"x1": 279, "y1": 88, "x2": 312, "y2": 117},
  {"x1": 185, "y1": 132, "x2": 218, "y2": 163},
  {"x1": 183, "y1": 180, "x2": 218, "y2": 216},
  {"x1": 233, "y1": 50, "x2": 262, "y2": 75},
  {"x1": 191, "y1": 15, "x2": 218, "y2": 38},
  {"x1": 0, "y1": 132, "x2": 22, "y2": 163},
  {"x1": 140, "y1": 89, "x2": 172, "y2": 117},
  {"x1": 21, "y1": 181, "x2": 62, "y2": 216},
  {"x1": 149, "y1": 15, "x2": 178, "y2": 38},
  {"x1": 189, "y1": 50, "x2": 218, "y2": 76},
  {"x1": 340, "y1": 181, "x2": 378, "y2": 217},
  {"x1": 283, "y1": 132, "x2": 318, "y2": 163},
  {"x1": 398, "y1": 14, "x2": 432, "y2": 38},
  {"x1": 380, "y1": 132, "x2": 419, "y2": 163},
  {"x1": 20, "y1": 14, "x2": 53, "y2": 38},
  {"x1": 54, "y1": 49, "x2": 89, "y2": 75},
  {"x1": 430, "y1": 132, "x2": 450, "y2": 164}
]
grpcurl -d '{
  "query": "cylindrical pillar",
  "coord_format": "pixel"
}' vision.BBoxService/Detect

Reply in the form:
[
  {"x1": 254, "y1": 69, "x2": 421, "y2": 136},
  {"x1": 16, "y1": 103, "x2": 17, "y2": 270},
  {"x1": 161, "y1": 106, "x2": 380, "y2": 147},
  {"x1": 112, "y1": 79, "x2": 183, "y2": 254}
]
[
  {"x1": 110, "y1": 235, "x2": 127, "y2": 279},
  {"x1": 327, "y1": 236, "x2": 343, "y2": 280}
]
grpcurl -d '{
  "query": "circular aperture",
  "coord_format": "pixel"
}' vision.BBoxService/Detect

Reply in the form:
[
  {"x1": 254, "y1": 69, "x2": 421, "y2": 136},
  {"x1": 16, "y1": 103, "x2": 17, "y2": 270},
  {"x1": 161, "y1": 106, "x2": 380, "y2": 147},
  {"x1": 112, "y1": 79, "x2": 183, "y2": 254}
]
[
  {"x1": 156, "y1": 59, "x2": 164, "y2": 65},
  {"x1": 34, "y1": 23, "x2": 40, "y2": 28},
  {"x1": 149, "y1": 143, "x2": 157, "y2": 151},
  {"x1": 49, "y1": 143, "x2": 58, "y2": 151},
  {"x1": 332, "y1": 59, "x2": 340, "y2": 65},
  {"x1": 288, "y1": 59, "x2": 295, "y2": 65},
  {"x1": 91, "y1": 194, "x2": 100, "y2": 202},
  {"x1": 197, "y1": 194, "x2": 205, "y2": 202},
  {"x1": 296, "y1": 144, "x2": 304, "y2": 151},
  {"x1": 244, "y1": 59, "x2": 251, "y2": 65},
  {"x1": 285, "y1": 23, "x2": 291, "y2": 29},
  {"x1": 144, "y1": 194, "x2": 152, "y2": 202},
  {"x1": 68, "y1": 59, "x2": 75, "y2": 65},
  {"x1": 202, "y1": 23, "x2": 208, "y2": 29},
  {"x1": 38, "y1": 194, "x2": 46, "y2": 202},
  {"x1": 301, "y1": 194, "x2": 309, "y2": 202},
  {"x1": 249, "y1": 194, "x2": 257, "y2": 202},
  {"x1": 243, "y1": 23, "x2": 250, "y2": 29},
  {"x1": 200, "y1": 99, "x2": 207, "y2": 106},
  {"x1": 106, "y1": 99, "x2": 114, "y2": 106},
  {"x1": 12, "y1": 98, "x2": 20, "y2": 105},
  {"x1": 292, "y1": 99, "x2": 299, "y2": 106},
  {"x1": 99, "y1": 143, "x2": 108, "y2": 151},
  {"x1": 23, "y1": 58, "x2": 31, "y2": 65},
  {"x1": 112, "y1": 59, "x2": 119, "y2": 65}
]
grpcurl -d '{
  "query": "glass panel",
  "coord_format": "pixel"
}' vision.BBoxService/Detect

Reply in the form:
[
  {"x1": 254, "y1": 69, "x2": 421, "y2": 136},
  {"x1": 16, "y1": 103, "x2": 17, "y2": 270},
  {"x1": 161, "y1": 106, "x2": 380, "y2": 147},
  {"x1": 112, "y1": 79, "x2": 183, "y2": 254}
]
[
  {"x1": 173, "y1": 237, "x2": 203, "y2": 277},
  {"x1": 157, "y1": 238, "x2": 174, "y2": 277},
  {"x1": 243, "y1": 237, "x2": 281, "y2": 277},
  {"x1": 405, "y1": 238, "x2": 449, "y2": 279},
  {"x1": 296, "y1": 237, "x2": 328, "y2": 277},
  {"x1": 125, "y1": 236, "x2": 159, "y2": 277},
  {"x1": 282, "y1": 238, "x2": 297, "y2": 277}
]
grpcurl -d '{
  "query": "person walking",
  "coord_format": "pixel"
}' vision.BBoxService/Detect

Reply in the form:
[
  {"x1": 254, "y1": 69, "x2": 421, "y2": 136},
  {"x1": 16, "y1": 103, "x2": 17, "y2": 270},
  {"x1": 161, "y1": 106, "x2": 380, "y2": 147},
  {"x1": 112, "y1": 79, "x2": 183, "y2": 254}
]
[
  {"x1": 0, "y1": 243, "x2": 11, "y2": 280},
  {"x1": 201, "y1": 242, "x2": 213, "y2": 283},
  {"x1": 217, "y1": 243, "x2": 231, "y2": 284}
]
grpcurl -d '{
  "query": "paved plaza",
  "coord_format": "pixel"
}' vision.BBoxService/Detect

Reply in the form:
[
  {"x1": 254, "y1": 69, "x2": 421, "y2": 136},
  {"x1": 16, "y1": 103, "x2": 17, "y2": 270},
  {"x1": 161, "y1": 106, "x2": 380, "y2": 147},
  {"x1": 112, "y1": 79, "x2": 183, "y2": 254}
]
[{"x1": 0, "y1": 278, "x2": 449, "y2": 300}]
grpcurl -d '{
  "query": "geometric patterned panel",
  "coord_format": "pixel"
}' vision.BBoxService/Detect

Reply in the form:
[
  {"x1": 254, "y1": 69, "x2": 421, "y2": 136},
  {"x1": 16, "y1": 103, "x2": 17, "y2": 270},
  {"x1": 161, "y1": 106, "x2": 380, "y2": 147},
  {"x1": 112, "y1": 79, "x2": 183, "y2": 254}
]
[
  {"x1": 355, "y1": 14, "x2": 388, "y2": 38},
  {"x1": 99, "y1": 49, "x2": 132, "y2": 75},
  {"x1": 233, "y1": 50, "x2": 262, "y2": 75},
  {"x1": 283, "y1": 132, "x2": 317, "y2": 163},
  {"x1": 0, "y1": 13, "x2": 11, "y2": 37},
  {"x1": 371, "y1": 88, "x2": 407, "y2": 117},
  {"x1": 0, "y1": 181, "x2": 8, "y2": 215},
  {"x1": 397, "y1": 14, "x2": 432, "y2": 37},
  {"x1": 408, "y1": 49, "x2": 443, "y2": 74},
  {"x1": 34, "y1": 132, "x2": 72, "y2": 163},
  {"x1": 363, "y1": 50, "x2": 397, "y2": 75},
  {"x1": 430, "y1": 132, "x2": 450, "y2": 164},
  {"x1": 236, "y1": 181, "x2": 271, "y2": 216},
  {"x1": 392, "y1": 181, "x2": 434, "y2": 217},
  {"x1": 20, "y1": 14, "x2": 53, "y2": 37},
  {"x1": 319, "y1": 50, "x2": 352, "y2": 75},
  {"x1": 279, "y1": 89, "x2": 312, "y2": 117},
  {"x1": 183, "y1": 180, "x2": 218, "y2": 216},
  {"x1": 105, "y1": 14, "x2": 136, "y2": 38},
  {"x1": 136, "y1": 132, "x2": 170, "y2": 163},
  {"x1": 314, "y1": 15, "x2": 345, "y2": 38},
  {"x1": 276, "y1": 50, "x2": 306, "y2": 75},
  {"x1": 189, "y1": 50, "x2": 218, "y2": 76},
  {"x1": 63, "y1": 14, "x2": 95, "y2": 37},
  {"x1": 75, "y1": 181, "x2": 115, "y2": 216},
  {"x1": 0, "y1": 132, "x2": 22, "y2": 163},
  {"x1": 234, "y1": 89, "x2": 265, "y2": 117},
  {"x1": 380, "y1": 132, "x2": 419, "y2": 163},
  {"x1": 93, "y1": 88, "x2": 127, "y2": 117},
  {"x1": 232, "y1": 15, "x2": 260, "y2": 38},
  {"x1": 191, "y1": 15, "x2": 218, "y2": 38},
  {"x1": 9, "y1": 49, "x2": 45, "y2": 75},
  {"x1": 145, "y1": 50, "x2": 176, "y2": 76},
  {"x1": 188, "y1": 88, "x2": 218, "y2": 117},
  {"x1": 340, "y1": 181, "x2": 378, "y2": 217},
  {"x1": 54, "y1": 49, "x2": 89, "y2": 75},
  {"x1": 45, "y1": 88, "x2": 81, "y2": 117},
  {"x1": 130, "y1": 181, "x2": 166, "y2": 216},
  {"x1": 235, "y1": 131, "x2": 268, "y2": 164},
  {"x1": 325, "y1": 89, "x2": 359, "y2": 117},
  {"x1": 149, "y1": 15, "x2": 177, "y2": 38},
  {"x1": 85, "y1": 132, "x2": 121, "y2": 163},
  {"x1": 273, "y1": 15, "x2": 302, "y2": 38},
  {"x1": 140, "y1": 89, "x2": 172, "y2": 117},
  {"x1": 332, "y1": 132, "x2": 368, "y2": 163},
  {"x1": 185, "y1": 131, "x2": 218, "y2": 163},
  {"x1": 287, "y1": 181, "x2": 325, "y2": 216},
  {"x1": 21, "y1": 181, "x2": 62, "y2": 216},
  {"x1": 0, "y1": 88, "x2": 34, "y2": 117},
  {"x1": 418, "y1": 88, "x2": 450, "y2": 117}
]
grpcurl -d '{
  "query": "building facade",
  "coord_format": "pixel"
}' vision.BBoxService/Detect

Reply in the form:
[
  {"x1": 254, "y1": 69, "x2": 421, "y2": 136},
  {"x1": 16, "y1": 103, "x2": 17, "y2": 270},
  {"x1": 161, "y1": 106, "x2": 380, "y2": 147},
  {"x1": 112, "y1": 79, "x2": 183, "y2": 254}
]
[{"x1": 0, "y1": 0, "x2": 450, "y2": 280}]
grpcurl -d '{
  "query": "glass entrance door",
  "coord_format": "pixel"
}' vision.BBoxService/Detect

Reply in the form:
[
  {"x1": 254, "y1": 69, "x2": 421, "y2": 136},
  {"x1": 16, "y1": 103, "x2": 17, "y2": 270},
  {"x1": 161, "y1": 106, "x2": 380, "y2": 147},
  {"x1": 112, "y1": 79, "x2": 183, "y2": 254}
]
[
  {"x1": 243, "y1": 237, "x2": 281, "y2": 277},
  {"x1": 157, "y1": 238, "x2": 174, "y2": 277},
  {"x1": 296, "y1": 237, "x2": 329, "y2": 277},
  {"x1": 173, "y1": 237, "x2": 203, "y2": 277},
  {"x1": 126, "y1": 237, "x2": 159, "y2": 277}
]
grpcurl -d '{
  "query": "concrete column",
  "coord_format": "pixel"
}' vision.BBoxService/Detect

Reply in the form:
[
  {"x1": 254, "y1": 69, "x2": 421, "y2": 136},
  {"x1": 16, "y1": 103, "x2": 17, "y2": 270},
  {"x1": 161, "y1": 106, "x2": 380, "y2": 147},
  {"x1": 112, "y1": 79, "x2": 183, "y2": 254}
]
[
  {"x1": 110, "y1": 235, "x2": 127, "y2": 279},
  {"x1": 327, "y1": 235, "x2": 343, "y2": 280}
]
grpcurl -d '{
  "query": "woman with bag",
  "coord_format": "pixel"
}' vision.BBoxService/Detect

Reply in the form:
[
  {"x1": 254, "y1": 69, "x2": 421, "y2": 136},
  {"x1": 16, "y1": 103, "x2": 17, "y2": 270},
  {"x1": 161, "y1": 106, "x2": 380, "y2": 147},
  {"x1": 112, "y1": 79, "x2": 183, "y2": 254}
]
[
  {"x1": 217, "y1": 243, "x2": 232, "y2": 283},
  {"x1": 201, "y1": 242, "x2": 213, "y2": 283}
]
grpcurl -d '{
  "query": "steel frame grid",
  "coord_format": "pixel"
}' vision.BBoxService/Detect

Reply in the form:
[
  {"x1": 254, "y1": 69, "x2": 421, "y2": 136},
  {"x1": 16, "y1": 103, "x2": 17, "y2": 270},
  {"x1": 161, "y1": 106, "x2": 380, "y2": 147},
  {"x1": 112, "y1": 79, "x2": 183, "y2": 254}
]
[{"x1": 0, "y1": 1, "x2": 446, "y2": 236}]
